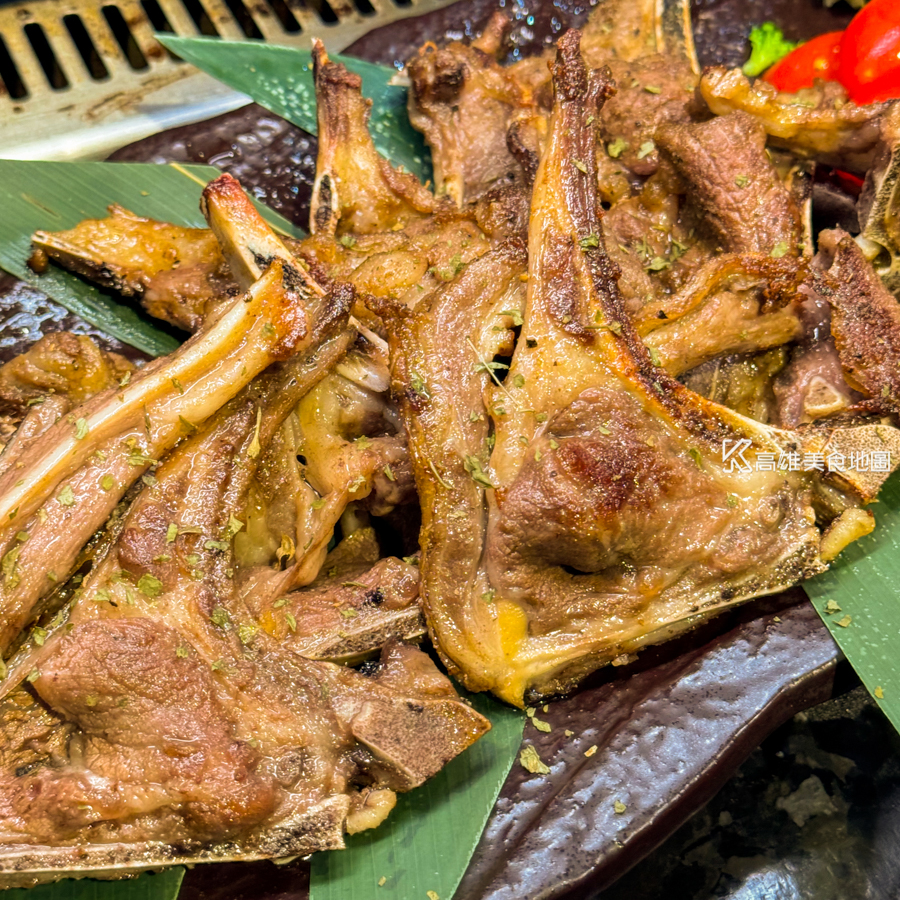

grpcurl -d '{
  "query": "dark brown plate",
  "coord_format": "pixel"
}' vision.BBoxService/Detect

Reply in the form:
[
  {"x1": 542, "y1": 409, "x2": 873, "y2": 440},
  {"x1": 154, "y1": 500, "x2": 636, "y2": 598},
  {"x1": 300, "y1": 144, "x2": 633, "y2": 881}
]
[{"x1": 6, "y1": 0, "x2": 861, "y2": 896}]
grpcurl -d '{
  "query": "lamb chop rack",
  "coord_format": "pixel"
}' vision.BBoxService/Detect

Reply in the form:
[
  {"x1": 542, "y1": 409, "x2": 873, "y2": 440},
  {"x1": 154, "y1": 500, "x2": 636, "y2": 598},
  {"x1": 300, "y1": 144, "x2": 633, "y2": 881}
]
[
  {"x1": 402, "y1": 0, "x2": 819, "y2": 393},
  {"x1": 380, "y1": 31, "x2": 900, "y2": 706},
  {"x1": 0, "y1": 174, "x2": 489, "y2": 886},
  {"x1": 0, "y1": 253, "x2": 317, "y2": 656},
  {"x1": 26, "y1": 0, "x2": 868, "y2": 417},
  {"x1": 310, "y1": 41, "x2": 436, "y2": 235},
  {"x1": 6, "y1": 173, "x2": 433, "y2": 670},
  {"x1": 2, "y1": 0, "x2": 900, "y2": 887},
  {"x1": 0, "y1": 351, "x2": 484, "y2": 872}
]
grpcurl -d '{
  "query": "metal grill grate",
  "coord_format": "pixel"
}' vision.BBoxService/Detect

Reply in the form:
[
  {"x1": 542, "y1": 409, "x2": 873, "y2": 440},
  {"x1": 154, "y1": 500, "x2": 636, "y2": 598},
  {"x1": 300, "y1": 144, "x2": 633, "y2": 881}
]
[{"x1": 0, "y1": 0, "x2": 454, "y2": 160}]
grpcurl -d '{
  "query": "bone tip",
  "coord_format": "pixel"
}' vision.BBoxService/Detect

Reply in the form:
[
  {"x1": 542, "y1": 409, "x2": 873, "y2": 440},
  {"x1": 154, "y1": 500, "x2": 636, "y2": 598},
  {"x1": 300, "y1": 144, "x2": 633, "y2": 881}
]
[
  {"x1": 202, "y1": 171, "x2": 244, "y2": 201},
  {"x1": 312, "y1": 39, "x2": 329, "y2": 73},
  {"x1": 201, "y1": 172, "x2": 253, "y2": 221}
]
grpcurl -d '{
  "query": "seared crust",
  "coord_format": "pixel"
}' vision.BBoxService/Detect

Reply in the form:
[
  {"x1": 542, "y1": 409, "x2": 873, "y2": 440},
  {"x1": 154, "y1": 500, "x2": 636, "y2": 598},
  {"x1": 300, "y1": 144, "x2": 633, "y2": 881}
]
[
  {"x1": 815, "y1": 229, "x2": 900, "y2": 415},
  {"x1": 311, "y1": 42, "x2": 435, "y2": 236},
  {"x1": 699, "y1": 66, "x2": 891, "y2": 174}
]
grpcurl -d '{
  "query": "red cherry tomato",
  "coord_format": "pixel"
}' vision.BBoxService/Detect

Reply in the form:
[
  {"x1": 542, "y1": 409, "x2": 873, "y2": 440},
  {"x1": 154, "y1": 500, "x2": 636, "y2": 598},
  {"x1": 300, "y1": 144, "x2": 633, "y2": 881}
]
[
  {"x1": 837, "y1": 0, "x2": 900, "y2": 105},
  {"x1": 764, "y1": 31, "x2": 843, "y2": 92}
]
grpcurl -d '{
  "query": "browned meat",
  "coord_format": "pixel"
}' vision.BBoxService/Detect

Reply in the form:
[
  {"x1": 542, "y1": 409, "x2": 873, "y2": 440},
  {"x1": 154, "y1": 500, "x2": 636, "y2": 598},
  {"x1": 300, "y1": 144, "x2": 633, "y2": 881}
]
[
  {"x1": 32, "y1": 206, "x2": 239, "y2": 332},
  {"x1": 0, "y1": 333, "x2": 132, "y2": 414},
  {"x1": 256, "y1": 529, "x2": 424, "y2": 664},
  {"x1": 474, "y1": 184, "x2": 531, "y2": 243},
  {"x1": 25, "y1": 0, "x2": 900, "y2": 876},
  {"x1": 361, "y1": 434, "x2": 418, "y2": 516},
  {"x1": 311, "y1": 42, "x2": 435, "y2": 236},
  {"x1": 0, "y1": 334, "x2": 136, "y2": 493},
  {"x1": 813, "y1": 229, "x2": 900, "y2": 416},
  {"x1": 594, "y1": 55, "x2": 702, "y2": 178},
  {"x1": 5, "y1": 563, "x2": 476, "y2": 849},
  {"x1": 635, "y1": 255, "x2": 806, "y2": 376},
  {"x1": 656, "y1": 112, "x2": 802, "y2": 255},
  {"x1": 299, "y1": 216, "x2": 492, "y2": 315},
  {"x1": 0, "y1": 177, "x2": 352, "y2": 656},
  {"x1": 0, "y1": 285, "x2": 485, "y2": 856},
  {"x1": 699, "y1": 66, "x2": 892, "y2": 175},
  {"x1": 407, "y1": 36, "x2": 537, "y2": 204},
  {"x1": 646, "y1": 288, "x2": 801, "y2": 376},
  {"x1": 27, "y1": 616, "x2": 277, "y2": 841},
  {"x1": 0, "y1": 687, "x2": 71, "y2": 783},
  {"x1": 579, "y1": 0, "x2": 661, "y2": 63},
  {"x1": 380, "y1": 31, "x2": 900, "y2": 706},
  {"x1": 774, "y1": 342, "x2": 856, "y2": 427}
]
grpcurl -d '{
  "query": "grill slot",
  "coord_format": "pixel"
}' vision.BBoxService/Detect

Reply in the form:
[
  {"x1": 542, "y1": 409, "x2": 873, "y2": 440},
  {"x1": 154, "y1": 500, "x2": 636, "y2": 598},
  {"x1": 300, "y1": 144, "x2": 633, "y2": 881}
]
[
  {"x1": 180, "y1": 0, "x2": 220, "y2": 35},
  {"x1": 102, "y1": 5, "x2": 149, "y2": 70},
  {"x1": 306, "y1": 0, "x2": 338, "y2": 24},
  {"x1": 0, "y1": 35, "x2": 27, "y2": 98},
  {"x1": 23, "y1": 22, "x2": 68, "y2": 90},
  {"x1": 63, "y1": 14, "x2": 110, "y2": 80},
  {"x1": 140, "y1": 0, "x2": 175, "y2": 33},
  {"x1": 265, "y1": 0, "x2": 302, "y2": 33},
  {"x1": 221, "y1": 0, "x2": 264, "y2": 38}
]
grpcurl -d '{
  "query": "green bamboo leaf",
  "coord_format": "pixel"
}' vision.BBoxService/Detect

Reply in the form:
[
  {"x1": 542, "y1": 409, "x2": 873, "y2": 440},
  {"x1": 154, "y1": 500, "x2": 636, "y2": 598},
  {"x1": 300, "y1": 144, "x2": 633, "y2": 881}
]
[
  {"x1": 156, "y1": 35, "x2": 432, "y2": 182},
  {"x1": 0, "y1": 159, "x2": 302, "y2": 357},
  {"x1": 3, "y1": 867, "x2": 183, "y2": 900},
  {"x1": 310, "y1": 692, "x2": 524, "y2": 900},
  {"x1": 805, "y1": 472, "x2": 900, "y2": 732}
]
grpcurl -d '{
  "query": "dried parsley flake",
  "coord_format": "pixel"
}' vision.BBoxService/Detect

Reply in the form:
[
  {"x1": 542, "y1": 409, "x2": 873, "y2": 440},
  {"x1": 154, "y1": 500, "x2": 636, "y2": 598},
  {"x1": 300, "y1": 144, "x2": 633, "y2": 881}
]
[{"x1": 519, "y1": 744, "x2": 550, "y2": 775}]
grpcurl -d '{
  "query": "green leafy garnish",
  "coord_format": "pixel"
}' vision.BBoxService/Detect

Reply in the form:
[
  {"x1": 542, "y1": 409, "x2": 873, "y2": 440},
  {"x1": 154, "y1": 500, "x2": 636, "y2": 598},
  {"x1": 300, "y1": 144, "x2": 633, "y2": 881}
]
[
  {"x1": 607, "y1": 138, "x2": 629, "y2": 158},
  {"x1": 743, "y1": 23, "x2": 799, "y2": 78},
  {"x1": 464, "y1": 455, "x2": 495, "y2": 490}
]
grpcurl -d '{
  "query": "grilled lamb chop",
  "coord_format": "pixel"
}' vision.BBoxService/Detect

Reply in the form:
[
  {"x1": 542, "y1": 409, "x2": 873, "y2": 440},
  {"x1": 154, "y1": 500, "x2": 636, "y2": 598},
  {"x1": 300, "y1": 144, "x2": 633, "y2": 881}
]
[
  {"x1": 0, "y1": 332, "x2": 132, "y2": 415},
  {"x1": 253, "y1": 526, "x2": 424, "y2": 665},
  {"x1": 637, "y1": 255, "x2": 806, "y2": 377},
  {"x1": 0, "y1": 264, "x2": 319, "y2": 655},
  {"x1": 406, "y1": 22, "x2": 538, "y2": 205},
  {"x1": 813, "y1": 228, "x2": 900, "y2": 417},
  {"x1": 380, "y1": 31, "x2": 900, "y2": 706},
  {"x1": 655, "y1": 112, "x2": 802, "y2": 256},
  {"x1": 0, "y1": 178, "x2": 486, "y2": 863},
  {"x1": 31, "y1": 206, "x2": 245, "y2": 332},
  {"x1": 699, "y1": 66, "x2": 891, "y2": 176},
  {"x1": 310, "y1": 41, "x2": 435, "y2": 236},
  {"x1": 0, "y1": 363, "x2": 484, "y2": 852},
  {"x1": 0, "y1": 174, "x2": 359, "y2": 658}
]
